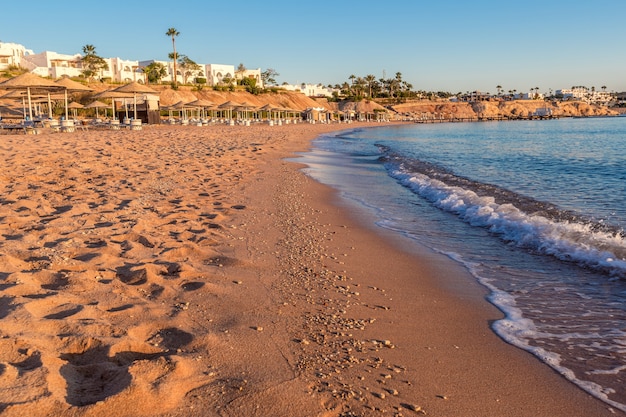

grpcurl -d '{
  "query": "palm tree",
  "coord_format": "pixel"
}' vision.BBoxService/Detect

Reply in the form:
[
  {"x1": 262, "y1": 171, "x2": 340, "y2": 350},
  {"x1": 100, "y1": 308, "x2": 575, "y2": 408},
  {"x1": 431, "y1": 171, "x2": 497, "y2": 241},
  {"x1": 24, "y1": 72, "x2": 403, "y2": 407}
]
[
  {"x1": 80, "y1": 44, "x2": 108, "y2": 81},
  {"x1": 365, "y1": 74, "x2": 377, "y2": 98},
  {"x1": 83, "y1": 44, "x2": 96, "y2": 56},
  {"x1": 166, "y1": 27, "x2": 180, "y2": 87},
  {"x1": 354, "y1": 77, "x2": 366, "y2": 98},
  {"x1": 348, "y1": 74, "x2": 356, "y2": 96}
]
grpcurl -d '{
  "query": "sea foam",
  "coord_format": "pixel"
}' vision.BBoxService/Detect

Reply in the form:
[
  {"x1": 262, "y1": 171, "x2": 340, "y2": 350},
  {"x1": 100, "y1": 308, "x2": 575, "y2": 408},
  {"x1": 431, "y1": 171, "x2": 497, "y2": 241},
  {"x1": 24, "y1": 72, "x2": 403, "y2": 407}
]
[{"x1": 388, "y1": 164, "x2": 626, "y2": 279}]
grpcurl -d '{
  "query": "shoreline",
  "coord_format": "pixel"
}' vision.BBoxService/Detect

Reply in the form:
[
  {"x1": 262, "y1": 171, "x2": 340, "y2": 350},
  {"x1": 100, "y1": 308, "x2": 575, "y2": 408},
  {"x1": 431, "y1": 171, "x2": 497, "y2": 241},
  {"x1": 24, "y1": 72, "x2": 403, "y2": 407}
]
[
  {"x1": 0, "y1": 123, "x2": 618, "y2": 416},
  {"x1": 253, "y1": 123, "x2": 618, "y2": 417}
]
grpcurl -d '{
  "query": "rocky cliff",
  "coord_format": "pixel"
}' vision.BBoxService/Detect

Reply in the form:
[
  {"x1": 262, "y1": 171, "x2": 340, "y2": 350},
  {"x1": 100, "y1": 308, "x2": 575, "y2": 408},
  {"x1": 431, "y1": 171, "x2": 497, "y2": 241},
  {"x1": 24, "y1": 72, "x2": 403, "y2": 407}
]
[{"x1": 391, "y1": 99, "x2": 618, "y2": 119}]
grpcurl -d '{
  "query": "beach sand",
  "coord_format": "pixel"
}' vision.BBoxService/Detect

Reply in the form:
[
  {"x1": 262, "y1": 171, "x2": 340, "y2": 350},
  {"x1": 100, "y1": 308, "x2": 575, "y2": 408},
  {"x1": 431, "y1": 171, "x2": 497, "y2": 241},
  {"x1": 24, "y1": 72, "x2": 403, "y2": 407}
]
[{"x1": 0, "y1": 123, "x2": 618, "y2": 416}]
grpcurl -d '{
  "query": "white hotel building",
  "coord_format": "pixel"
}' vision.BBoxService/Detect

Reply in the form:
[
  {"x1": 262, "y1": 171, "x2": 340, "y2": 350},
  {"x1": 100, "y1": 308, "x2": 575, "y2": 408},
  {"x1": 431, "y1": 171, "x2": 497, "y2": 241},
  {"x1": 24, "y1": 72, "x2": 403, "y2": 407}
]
[{"x1": 0, "y1": 41, "x2": 262, "y2": 88}]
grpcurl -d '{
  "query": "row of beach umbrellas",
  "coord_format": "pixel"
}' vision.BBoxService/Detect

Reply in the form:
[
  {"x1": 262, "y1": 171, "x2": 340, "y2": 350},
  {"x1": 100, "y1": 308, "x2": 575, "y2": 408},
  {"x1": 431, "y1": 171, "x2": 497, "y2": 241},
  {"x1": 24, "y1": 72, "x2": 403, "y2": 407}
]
[
  {"x1": 162, "y1": 99, "x2": 300, "y2": 122},
  {"x1": 0, "y1": 72, "x2": 305, "y2": 124},
  {"x1": 0, "y1": 73, "x2": 157, "y2": 121}
]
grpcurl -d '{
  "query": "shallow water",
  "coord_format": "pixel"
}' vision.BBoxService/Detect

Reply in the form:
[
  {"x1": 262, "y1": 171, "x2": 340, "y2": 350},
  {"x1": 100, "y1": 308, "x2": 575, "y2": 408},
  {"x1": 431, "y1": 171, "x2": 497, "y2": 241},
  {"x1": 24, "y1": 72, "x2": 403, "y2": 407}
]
[{"x1": 297, "y1": 117, "x2": 626, "y2": 411}]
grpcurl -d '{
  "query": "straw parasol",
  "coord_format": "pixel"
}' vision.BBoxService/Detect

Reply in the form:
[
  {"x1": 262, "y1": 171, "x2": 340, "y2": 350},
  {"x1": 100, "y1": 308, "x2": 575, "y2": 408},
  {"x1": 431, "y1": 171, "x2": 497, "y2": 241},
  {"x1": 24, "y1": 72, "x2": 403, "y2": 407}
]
[
  {"x1": 186, "y1": 99, "x2": 214, "y2": 108},
  {"x1": 166, "y1": 100, "x2": 192, "y2": 120},
  {"x1": 218, "y1": 100, "x2": 241, "y2": 122},
  {"x1": 259, "y1": 103, "x2": 279, "y2": 122},
  {"x1": 113, "y1": 81, "x2": 158, "y2": 120},
  {"x1": 1, "y1": 89, "x2": 60, "y2": 119},
  {"x1": 67, "y1": 101, "x2": 84, "y2": 119},
  {"x1": 93, "y1": 89, "x2": 133, "y2": 120},
  {"x1": 85, "y1": 100, "x2": 109, "y2": 118},
  {"x1": 0, "y1": 73, "x2": 62, "y2": 120},
  {"x1": 55, "y1": 76, "x2": 93, "y2": 121},
  {"x1": 237, "y1": 101, "x2": 257, "y2": 121},
  {"x1": 186, "y1": 99, "x2": 215, "y2": 120}
]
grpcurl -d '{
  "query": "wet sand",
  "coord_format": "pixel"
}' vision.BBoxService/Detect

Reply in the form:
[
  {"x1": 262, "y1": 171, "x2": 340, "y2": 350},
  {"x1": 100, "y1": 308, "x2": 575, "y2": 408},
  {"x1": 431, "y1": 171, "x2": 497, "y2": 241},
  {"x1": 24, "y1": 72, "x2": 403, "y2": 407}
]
[{"x1": 0, "y1": 123, "x2": 618, "y2": 416}]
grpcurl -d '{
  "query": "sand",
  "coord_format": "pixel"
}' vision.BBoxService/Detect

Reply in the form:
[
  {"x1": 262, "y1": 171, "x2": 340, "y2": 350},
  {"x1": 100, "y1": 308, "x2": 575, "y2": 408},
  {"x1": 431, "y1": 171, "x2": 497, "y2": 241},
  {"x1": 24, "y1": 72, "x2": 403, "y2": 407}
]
[{"x1": 0, "y1": 123, "x2": 619, "y2": 417}]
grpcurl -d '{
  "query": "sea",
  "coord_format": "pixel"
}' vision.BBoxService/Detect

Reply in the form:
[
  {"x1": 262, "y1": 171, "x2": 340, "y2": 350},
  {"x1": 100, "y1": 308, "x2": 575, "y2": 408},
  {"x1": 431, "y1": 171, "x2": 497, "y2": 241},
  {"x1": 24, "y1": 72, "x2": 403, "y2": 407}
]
[{"x1": 296, "y1": 117, "x2": 626, "y2": 412}]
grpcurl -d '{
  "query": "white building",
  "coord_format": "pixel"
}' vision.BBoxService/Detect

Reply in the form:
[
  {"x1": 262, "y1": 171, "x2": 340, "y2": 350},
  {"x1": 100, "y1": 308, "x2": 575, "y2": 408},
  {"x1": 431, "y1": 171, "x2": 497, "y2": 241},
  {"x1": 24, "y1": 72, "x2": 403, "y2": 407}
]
[
  {"x1": 105, "y1": 57, "x2": 140, "y2": 83},
  {"x1": 556, "y1": 86, "x2": 613, "y2": 105},
  {"x1": 557, "y1": 86, "x2": 588, "y2": 100},
  {"x1": 2, "y1": 41, "x2": 268, "y2": 89},
  {"x1": 0, "y1": 42, "x2": 34, "y2": 70},
  {"x1": 205, "y1": 64, "x2": 235, "y2": 86},
  {"x1": 279, "y1": 83, "x2": 335, "y2": 97},
  {"x1": 21, "y1": 50, "x2": 83, "y2": 79}
]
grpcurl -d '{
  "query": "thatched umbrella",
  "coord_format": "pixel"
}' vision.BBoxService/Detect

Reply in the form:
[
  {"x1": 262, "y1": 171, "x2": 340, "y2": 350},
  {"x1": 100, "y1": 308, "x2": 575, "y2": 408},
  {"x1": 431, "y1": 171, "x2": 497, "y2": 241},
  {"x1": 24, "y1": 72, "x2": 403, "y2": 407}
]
[
  {"x1": 113, "y1": 81, "x2": 158, "y2": 120},
  {"x1": 93, "y1": 90, "x2": 133, "y2": 121},
  {"x1": 218, "y1": 100, "x2": 241, "y2": 123},
  {"x1": 283, "y1": 107, "x2": 301, "y2": 123},
  {"x1": 186, "y1": 99, "x2": 215, "y2": 120},
  {"x1": 1, "y1": 89, "x2": 58, "y2": 119},
  {"x1": 237, "y1": 101, "x2": 257, "y2": 122},
  {"x1": 67, "y1": 101, "x2": 84, "y2": 119},
  {"x1": 55, "y1": 76, "x2": 92, "y2": 120},
  {"x1": 259, "y1": 103, "x2": 277, "y2": 122},
  {"x1": 168, "y1": 100, "x2": 192, "y2": 121},
  {"x1": 85, "y1": 100, "x2": 109, "y2": 118},
  {"x1": 0, "y1": 73, "x2": 62, "y2": 120}
]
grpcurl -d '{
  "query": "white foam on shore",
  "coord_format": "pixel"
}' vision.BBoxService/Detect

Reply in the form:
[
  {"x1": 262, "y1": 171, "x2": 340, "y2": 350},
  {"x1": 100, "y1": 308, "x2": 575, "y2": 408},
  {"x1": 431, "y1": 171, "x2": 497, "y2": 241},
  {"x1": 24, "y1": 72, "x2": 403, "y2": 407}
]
[
  {"x1": 389, "y1": 167, "x2": 626, "y2": 279},
  {"x1": 385, "y1": 160, "x2": 626, "y2": 411},
  {"x1": 438, "y1": 249, "x2": 626, "y2": 413}
]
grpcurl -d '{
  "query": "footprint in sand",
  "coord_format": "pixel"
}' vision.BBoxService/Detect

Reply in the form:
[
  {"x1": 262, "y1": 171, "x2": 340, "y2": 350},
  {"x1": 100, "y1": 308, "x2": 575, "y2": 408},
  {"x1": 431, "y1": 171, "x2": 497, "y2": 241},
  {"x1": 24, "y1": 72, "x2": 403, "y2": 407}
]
[
  {"x1": 115, "y1": 265, "x2": 148, "y2": 286},
  {"x1": 181, "y1": 281, "x2": 205, "y2": 291},
  {"x1": 59, "y1": 340, "x2": 165, "y2": 406},
  {"x1": 0, "y1": 296, "x2": 18, "y2": 319},
  {"x1": 146, "y1": 327, "x2": 194, "y2": 352},
  {"x1": 23, "y1": 299, "x2": 83, "y2": 320},
  {"x1": 43, "y1": 304, "x2": 84, "y2": 320},
  {"x1": 0, "y1": 340, "x2": 47, "y2": 407}
]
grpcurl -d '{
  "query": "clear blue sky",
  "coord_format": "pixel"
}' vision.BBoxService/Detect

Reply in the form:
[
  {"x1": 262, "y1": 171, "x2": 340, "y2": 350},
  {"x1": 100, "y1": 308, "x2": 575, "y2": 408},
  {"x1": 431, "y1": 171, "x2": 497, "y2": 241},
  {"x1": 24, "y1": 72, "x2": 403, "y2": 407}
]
[{"x1": 2, "y1": 0, "x2": 624, "y2": 94}]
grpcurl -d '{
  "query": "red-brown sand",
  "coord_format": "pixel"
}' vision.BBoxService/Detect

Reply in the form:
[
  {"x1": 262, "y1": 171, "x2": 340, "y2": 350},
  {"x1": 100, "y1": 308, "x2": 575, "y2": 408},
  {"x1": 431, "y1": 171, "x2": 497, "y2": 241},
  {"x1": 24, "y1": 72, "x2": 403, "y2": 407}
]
[{"x1": 0, "y1": 123, "x2": 619, "y2": 416}]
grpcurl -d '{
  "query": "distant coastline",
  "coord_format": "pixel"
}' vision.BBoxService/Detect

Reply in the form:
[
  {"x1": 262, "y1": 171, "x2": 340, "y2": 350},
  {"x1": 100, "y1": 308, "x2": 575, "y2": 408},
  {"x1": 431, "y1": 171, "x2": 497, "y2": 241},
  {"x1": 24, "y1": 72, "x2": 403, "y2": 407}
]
[{"x1": 0, "y1": 76, "x2": 619, "y2": 123}]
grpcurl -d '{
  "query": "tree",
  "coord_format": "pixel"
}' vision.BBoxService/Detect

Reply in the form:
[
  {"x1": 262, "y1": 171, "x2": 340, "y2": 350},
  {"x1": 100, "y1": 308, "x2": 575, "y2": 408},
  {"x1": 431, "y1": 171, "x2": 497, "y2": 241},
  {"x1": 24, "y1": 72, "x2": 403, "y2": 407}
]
[
  {"x1": 142, "y1": 62, "x2": 167, "y2": 84},
  {"x1": 235, "y1": 63, "x2": 247, "y2": 84},
  {"x1": 261, "y1": 68, "x2": 279, "y2": 86},
  {"x1": 340, "y1": 81, "x2": 351, "y2": 96},
  {"x1": 386, "y1": 72, "x2": 403, "y2": 99},
  {"x1": 346, "y1": 76, "x2": 366, "y2": 99},
  {"x1": 166, "y1": 27, "x2": 180, "y2": 88},
  {"x1": 241, "y1": 77, "x2": 260, "y2": 94},
  {"x1": 365, "y1": 74, "x2": 377, "y2": 98},
  {"x1": 178, "y1": 55, "x2": 200, "y2": 84},
  {"x1": 80, "y1": 44, "x2": 108, "y2": 81}
]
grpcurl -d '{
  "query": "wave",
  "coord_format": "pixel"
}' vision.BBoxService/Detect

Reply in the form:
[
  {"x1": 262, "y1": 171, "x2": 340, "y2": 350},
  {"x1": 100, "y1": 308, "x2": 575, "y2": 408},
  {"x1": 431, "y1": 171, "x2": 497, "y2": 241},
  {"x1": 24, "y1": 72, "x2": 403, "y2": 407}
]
[{"x1": 379, "y1": 147, "x2": 626, "y2": 279}]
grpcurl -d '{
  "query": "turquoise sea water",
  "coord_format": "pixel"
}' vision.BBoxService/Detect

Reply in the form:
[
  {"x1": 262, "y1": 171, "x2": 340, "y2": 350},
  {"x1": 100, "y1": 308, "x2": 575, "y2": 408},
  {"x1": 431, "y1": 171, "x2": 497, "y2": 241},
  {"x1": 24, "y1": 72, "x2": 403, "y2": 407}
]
[{"x1": 297, "y1": 117, "x2": 626, "y2": 412}]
